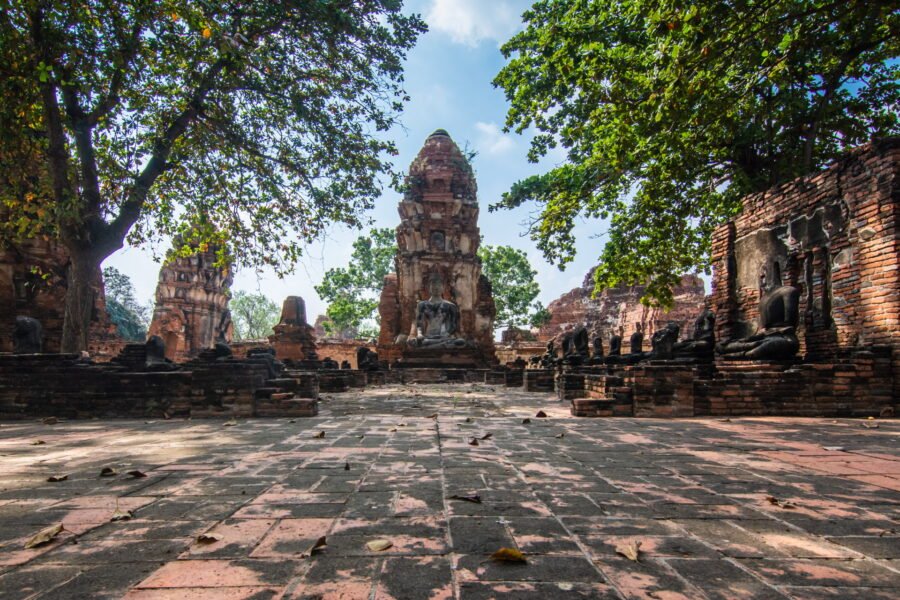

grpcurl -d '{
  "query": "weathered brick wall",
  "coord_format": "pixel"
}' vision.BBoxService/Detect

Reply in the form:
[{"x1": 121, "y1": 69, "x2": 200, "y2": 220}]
[
  {"x1": 495, "y1": 342, "x2": 545, "y2": 366},
  {"x1": 0, "y1": 239, "x2": 120, "y2": 354},
  {"x1": 711, "y1": 138, "x2": 899, "y2": 397},
  {"x1": 0, "y1": 352, "x2": 319, "y2": 420}
]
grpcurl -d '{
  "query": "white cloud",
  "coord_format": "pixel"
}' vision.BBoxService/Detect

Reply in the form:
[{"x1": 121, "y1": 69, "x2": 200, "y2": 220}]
[
  {"x1": 425, "y1": 0, "x2": 525, "y2": 47},
  {"x1": 475, "y1": 121, "x2": 515, "y2": 155}
]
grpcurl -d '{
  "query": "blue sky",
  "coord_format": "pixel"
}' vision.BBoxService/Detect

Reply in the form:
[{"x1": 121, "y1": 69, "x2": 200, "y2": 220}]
[{"x1": 107, "y1": 0, "x2": 609, "y2": 318}]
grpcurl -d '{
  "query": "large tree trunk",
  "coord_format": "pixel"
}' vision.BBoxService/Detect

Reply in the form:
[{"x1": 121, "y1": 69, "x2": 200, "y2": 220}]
[{"x1": 60, "y1": 248, "x2": 102, "y2": 353}]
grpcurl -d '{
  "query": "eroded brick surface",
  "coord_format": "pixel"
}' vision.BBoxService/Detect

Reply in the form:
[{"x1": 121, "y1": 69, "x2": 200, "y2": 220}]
[{"x1": 0, "y1": 383, "x2": 897, "y2": 599}]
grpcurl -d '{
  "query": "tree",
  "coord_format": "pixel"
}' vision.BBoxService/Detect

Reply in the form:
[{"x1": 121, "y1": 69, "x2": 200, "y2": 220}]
[
  {"x1": 477, "y1": 244, "x2": 545, "y2": 331},
  {"x1": 0, "y1": 2, "x2": 426, "y2": 351},
  {"x1": 102, "y1": 266, "x2": 149, "y2": 341},
  {"x1": 493, "y1": 0, "x2": 899, "y2": 306},
  {"x1": 230, "y1": 290, "x2": 279, "y2": 340},
  {"x1": 315, "y1": 227, "x2": 396, "y2": 337}
]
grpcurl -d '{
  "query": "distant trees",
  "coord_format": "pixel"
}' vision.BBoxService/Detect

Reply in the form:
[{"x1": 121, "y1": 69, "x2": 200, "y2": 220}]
[
  {"x1": 102, "y1": 266, "x2": 149, "y2": 341},
  {"x1": 315, "y1": 228, "x2": 396, "y2": 338},
  {"x1": 493, "y1": 0, "x2": 899, "y2": 305},
  {"x1": 230, "y1": 291, "x2": 280, "y2": 340},
  {"x1": 478, "y1": 244, "x2": 549, "y2": 331},
  {"x1": 0, "y1": 1, "x2": 425, "y2": 350}
]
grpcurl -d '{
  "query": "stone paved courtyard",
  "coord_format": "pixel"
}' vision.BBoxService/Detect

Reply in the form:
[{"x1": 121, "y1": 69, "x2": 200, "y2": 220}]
[{"x1": 0, "y1": 383, "x2": 898, "y2": 599}]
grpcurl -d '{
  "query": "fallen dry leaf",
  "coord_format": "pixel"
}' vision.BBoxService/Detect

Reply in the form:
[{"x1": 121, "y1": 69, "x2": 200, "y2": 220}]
[
  {"x1": 366, "y1": 539, "x2": 393, "y2": 552},
  {"x1": 344, "y1": 462, "x2": 350, "y2": 471},
  {"x1": 535, "y1": 411, "x2": 547, "y2": 418},
  {"x1": 313, "y1": 431, "x2": 326, "y2": 439},
  {"x1": 480, "y1": 433, "x2": 493, "y2": 440},
  {"x1": 555, "y1": 433, "x2": 565, "y2": 439},
  {"x1": 24, "y1": 523, "x2": 65, "y2": 549},
  {"x1": 522, "y1": 418, "x2": 531, "y2": 424},
  {"x1": 99, "y1": 467, "x2": 116, "y2": 477},
  {"x1": 126, "y1": 470, "x2": 147, "y2": 479},
  {"x1": 449, "y1": 494, "x2": 482, "y2": 504},
  {"x1": 47, "y1": 475, "x2": 68, "y2": 482},
  {"x1": 196, "y1": 533, "x2": 223, "y2": 544},
  {"x1": 223, "y1": 419, "x2": 238, "y2": 427},
  {"x1": 110, "y1": 509, "x2": 133, "y2": 522},
  {"x1": 468, "y1": 438, "x2": 479, "y2": 446},
  {"x1": 389, "y1": 428, "x2": 398, "y2": 432},
  {"x1": 426, "y1": 414, "x2": 438, "y2": 419},
  {"x1": 862, "y1": 422, "x2": 879, "y2": 429},
  {"x1": 42, "y1": 417, "x2": 58, "y2": 425},
  {"x1": 766, "y1": 495, "x2": 779, "y2": 505},
  {"x1": 615, "y1": 540, "x2": 642, "y2": 561},
  {"x1": 31, "y1": 440, "x2": 46, "y2": 446},
  {"x1": 464, "y1": 417, "x2": 473, "y2": 423},
  {"x1": 490, "y1": 547, "x2": 527, "y2": 563},
  {"x1": 309, "y1": 536, "x2": 327, "y2": 555}
]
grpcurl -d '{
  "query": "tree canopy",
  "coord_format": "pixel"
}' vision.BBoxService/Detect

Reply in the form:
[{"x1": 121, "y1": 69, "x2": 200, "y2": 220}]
[
  {"x1": 230, "y1": 290, "x2": 279, "y2": 340},
  {"x1": 314, "y1": 227, "x2": 396, "y2": 338},
  {"x1": 477, "y1": 244, "x2": 547, "y2": 331},
  {"x1": 0, "y1": 1, "x2": 425, "y2": 350},
  {"x1": 102, "y1": 266, "x2": 149, "y2": 341},
  {"x1": 493, "y1": 0, "x2": 899, "y2": 306}
]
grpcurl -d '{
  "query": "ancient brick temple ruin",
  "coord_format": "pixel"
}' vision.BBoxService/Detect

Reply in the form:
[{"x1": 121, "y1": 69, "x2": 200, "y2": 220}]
[
  {"x1": 538, "y1": 270, "x2": 707, "y2": 350},
  {"x1": 0, "y1": 238, "x2": 120, "y2": 356},
  {"x1": 568, "y1": 138, "x2": 898, "y2": 417},
  {"x1": 147, "y1": 243, "x2": 233, "y2": 361},
  {"x1": 377, "y1": 129, "x2": 497, "y2": 368}
]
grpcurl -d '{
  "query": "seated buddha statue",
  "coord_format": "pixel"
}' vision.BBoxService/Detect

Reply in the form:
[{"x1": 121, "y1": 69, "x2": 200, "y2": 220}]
[
  {"x1": 673, "y1": 309, "x2": 716, "y2": 359},
  {"x1": 716, "y1": 263, "x2": 800, "y2": 360},
  {"x1": 408, "y1": 276, "x2": 467, "y2": 349}
]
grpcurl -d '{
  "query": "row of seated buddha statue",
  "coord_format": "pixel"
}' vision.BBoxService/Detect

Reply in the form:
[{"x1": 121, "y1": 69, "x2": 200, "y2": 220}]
[{"x1": 533, "y1": 262, "x2": 801, "y2": 368}]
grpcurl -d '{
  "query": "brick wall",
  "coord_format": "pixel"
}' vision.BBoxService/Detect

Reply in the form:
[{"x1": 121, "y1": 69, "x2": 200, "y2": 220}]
[{"x1": 711, "y1": 138, "x2": 899, "y2": 398}]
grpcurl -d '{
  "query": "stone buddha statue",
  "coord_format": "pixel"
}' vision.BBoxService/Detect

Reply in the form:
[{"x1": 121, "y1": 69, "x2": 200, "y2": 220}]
[
  {"x1": 408, "y1": 276, "x2": 467, "y2": 348},
  {"x1": 673, "y1": 309, "x2": 716, "y2": 359},
  {"x1": 716, "y1": 262, "x2": 800, "y2": 360}
]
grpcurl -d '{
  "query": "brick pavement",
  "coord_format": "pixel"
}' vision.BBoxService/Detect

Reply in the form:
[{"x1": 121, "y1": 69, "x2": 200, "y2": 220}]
[{"x1": 0, "y1": 383, "x2": 897, "y2": 599}]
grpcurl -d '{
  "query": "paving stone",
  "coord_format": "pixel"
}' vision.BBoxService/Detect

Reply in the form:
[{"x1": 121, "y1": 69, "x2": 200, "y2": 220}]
[{"x1": 0, "y1": 383, "x2": 898, "y2": 598}]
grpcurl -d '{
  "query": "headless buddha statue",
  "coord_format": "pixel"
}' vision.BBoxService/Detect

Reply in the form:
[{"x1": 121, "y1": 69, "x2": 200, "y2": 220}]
[
  {"x1": 408, "y1": 276, "x2": 466, "y2": 348},
  {"x1": 716, "y1": 262, "x2": 800, "y2": 360}
]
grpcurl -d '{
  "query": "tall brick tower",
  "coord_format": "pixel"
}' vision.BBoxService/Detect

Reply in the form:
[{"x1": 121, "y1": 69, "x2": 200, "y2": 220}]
[
  {"x1": 378, "y1": 129, "x2": 497, "y2": 367},
  {"x1": 147, "y1": 244, "x2": 233, "y2": 361}
]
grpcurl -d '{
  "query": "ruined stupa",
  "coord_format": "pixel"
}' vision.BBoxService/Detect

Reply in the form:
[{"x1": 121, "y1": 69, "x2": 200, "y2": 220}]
[{"x1": 377, "y1": 129, "x2": 497, "y2": 367}]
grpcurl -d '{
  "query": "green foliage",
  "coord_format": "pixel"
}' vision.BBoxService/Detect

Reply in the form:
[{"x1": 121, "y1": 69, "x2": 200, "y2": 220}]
[
  {"x1": 529, "y1": 302, "x2": 552, "y2": 329},
  {"x1": 102, "y1": 266, "x2": 149, "y2": 341},
  {"x1": 230, "y1": 290, "x2": 279, "y2": 340},
  {"x1": 477, "y1": 244, "x2": 544, "y2": 330},
  {"x1": 315, "y1": 228, "x2": 396, "y2": 337},
  {"x1": 493, "y1": 0, "x2": 899, "y2": 306},
  {"x1": 0, "y1": 1, "x2": 425, "y2": 349}
]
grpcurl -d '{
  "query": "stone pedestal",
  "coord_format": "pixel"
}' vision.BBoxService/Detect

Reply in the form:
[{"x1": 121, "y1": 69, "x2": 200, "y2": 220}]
[{"x1": 268, "y1": 296, "x2": 319, "y2": 364}]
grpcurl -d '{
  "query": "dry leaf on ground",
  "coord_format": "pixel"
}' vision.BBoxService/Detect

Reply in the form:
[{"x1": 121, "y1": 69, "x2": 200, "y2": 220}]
[
  {"x1": 522, "y1": 418, "x2": 531, "y2": 424},
  {"x1": 535, "y1": 411, "x2": 547, "y2": 418},
  {"x1": 309, "y1": 536, "x2": 327, "y2": 556},
  {"x1": 555, "y1": 433, "x2": 565, "y2": 439},
  {"x1": 313, "y1": 431, "x2": 326, "y2": 439},
  {"x1": 197, "y1": 533, "x2": 223, "y2": 544},
  {"x1": 24, "y1": 523, "x2": 65, "y2": 549},
  {"x1": 99, "y1": 467, "x2": 116, "y2": 477},
  {"x1": 31, "y1": 440, "x2": 46, "y2": 446},
  {"x1": 615, "y1": 540, "x2": 642, "y2": 561},
  {"x1": 366, "y1": 539, "x2": 393, "y2": 552},
  {"x1": 426, "y1": 414, "x2": 438, "y2": 419},
  {"x1": 862, "y1": 422, "x2": 879, "y2": 429},
  {"x1": 42, "y1": 417, "x2": 58, "y2": 425},
  {"x1": 490, "y1": 547, "x2": 527, "y2": 563},
  {"x1": 468, "y1": 438, "x2": 479, "y2": 446},
  {"x1": 126, "y1": 470, "x2": 147, "y2": 478},
  {"x1": 47, "y1": 475, "x2": 68, "y2": 482},
  {"x1": 224, "y1": 419, "x2": 238, "y2": 427},
  {"x1": 449, "y1": 494, "x2": 482, "y2": 504},
  {"x1": 344, "y1": 462, "x2": 350, "y2": 471},
  {"x1": 111, "y1": 509, "x2": 133, "y2": 522},
  {"x1": 480, "y1": 433, "x2": 493, "y2": 440}
]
